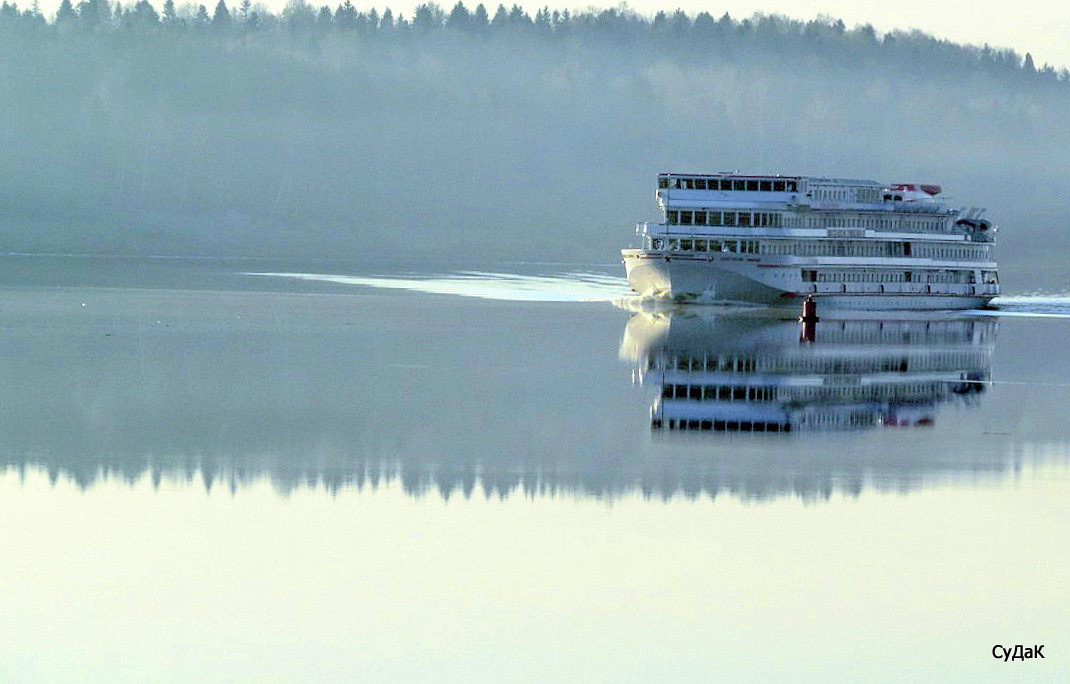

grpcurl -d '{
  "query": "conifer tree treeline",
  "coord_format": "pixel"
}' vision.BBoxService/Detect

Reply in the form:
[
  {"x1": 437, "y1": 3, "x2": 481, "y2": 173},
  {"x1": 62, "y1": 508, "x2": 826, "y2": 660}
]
[{"x1": 0, "y1": 0, "x2": 1065, "y2": 83}]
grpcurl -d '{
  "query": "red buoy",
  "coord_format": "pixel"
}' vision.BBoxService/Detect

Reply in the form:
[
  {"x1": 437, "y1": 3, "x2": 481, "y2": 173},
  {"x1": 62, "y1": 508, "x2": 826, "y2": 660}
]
[{"x1": 799, "y1": 295, "x2": 818, "y2": 343}]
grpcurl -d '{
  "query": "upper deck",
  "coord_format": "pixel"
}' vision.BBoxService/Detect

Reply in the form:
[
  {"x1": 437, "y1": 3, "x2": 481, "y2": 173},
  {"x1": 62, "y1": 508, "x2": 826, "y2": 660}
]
[
  {"x1": 657, "y1": 172, "x2": 947, "y2": 213},
  {"x1": 652, "y1": 172, "x2": 994, "y2": 242}
]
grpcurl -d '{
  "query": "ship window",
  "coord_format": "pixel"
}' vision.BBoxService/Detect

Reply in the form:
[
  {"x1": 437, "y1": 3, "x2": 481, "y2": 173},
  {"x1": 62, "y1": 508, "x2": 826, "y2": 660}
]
[
  {"x1": 694, "y1": 179, "x2": 707, "y2": 190},
  {"x1": 669, "y1": 239, "x2": 680, "y2": 251},
  {"x1": 786, "y1": 181, "x2": 797, "y2": 192},
  {"x1": 746, "y1": 180, "x2": 759, "y2": 191},
  {"x1": 709, "y1": 212, "x2": 722, "y2": 226},
  {"x1": 760, "y1": 180, "x2": 772, "y2": 191},
  {"x1": 667, "y1": 210, "x2": 678, "y2": 224},
  {"x1": 684, "y1": 178, "x2": 694, "y2": 190},
  {"x1": 717, "y1": 179, "x2": 729, "y2": 191},
  {"x1": 710, "y1": 240, "x2": 722, "y2": 252},
  {"x1": 695, "y1": 240, "x2": 707, "y2": 252},
  {"x1": 723, "y1": 212, "x2": 735, "y2": 226},
  {"x1": 680, "y1": 211, "x2": 693, "y2": 225},
  {"x1": 738, "y1": 213, "x2": 751, "y2": 227},
  {"x1": 773, "y1": 180, "x2": 785, "y2": 192},
  {"x1": 694, "y1": 211, "x2": 707, "y2": 225},
  {"x1": 680, "y1": 239, "x2": 692, "y2": 251},
  {"x1": 658, "y1": 177, "x2": 669, "y2": 189},
  {"x1": 732, "y1": 180, "x2": 745, "y2": 191}
]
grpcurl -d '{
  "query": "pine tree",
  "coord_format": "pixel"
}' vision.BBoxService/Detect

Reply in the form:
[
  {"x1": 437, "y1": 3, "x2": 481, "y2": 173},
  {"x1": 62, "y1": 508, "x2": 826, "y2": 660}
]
[
  {"x1": 131, "y1": 0, "x2": 158, "y2": 27},
  {"x1": 76, "y1": 0, "x2": 109, "y2": 28},
  {"x1": 161, "y1": 0, "x2": 175, "y2": 24},
  {"x1": 316, "y1": 4, "x2": 331, "y2": 30},
  {"x1": 333, "y1": 0, "x2": 355, "y2": 28},
  {"x1": 212, "y1": 0, "x2": 231, "y2": 27},
  {"x1": 54, "y1": 0, "x2": 76, "y2": 25},
  {"x1": 472, "y1": 3, "x2": 487, "y2": 31},
  {"x1": 1023, "y1": 52, "x2": 1036, "y2": 74},
  {"x1": 489, "y1": 3, "x2": 505, "y2": 29},
  {"x1": 446, "y1": 1, "x2": 468, "y2": 29}
]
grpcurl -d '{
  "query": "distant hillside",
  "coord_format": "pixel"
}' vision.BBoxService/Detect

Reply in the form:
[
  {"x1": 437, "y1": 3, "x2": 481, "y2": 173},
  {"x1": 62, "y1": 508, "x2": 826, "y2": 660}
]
[{"x1": 2, "y1": 2, "x2": 1068, "y2": 286}]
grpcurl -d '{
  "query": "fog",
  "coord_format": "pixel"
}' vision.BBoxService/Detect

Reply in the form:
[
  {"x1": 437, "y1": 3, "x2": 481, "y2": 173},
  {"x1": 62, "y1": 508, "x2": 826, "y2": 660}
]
[{"x1": 1, "y1": 4, "x2": 1068, "y2": 288}]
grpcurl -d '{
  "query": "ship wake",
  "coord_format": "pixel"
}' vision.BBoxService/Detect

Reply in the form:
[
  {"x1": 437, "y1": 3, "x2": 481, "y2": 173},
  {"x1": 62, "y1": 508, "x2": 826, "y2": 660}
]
[
  {"x1": 246, "y1": 270, "x2": 632, "y2": 302},
  {"x1": 980, "y1": 294, "x2": 1070, "y2": 318}
]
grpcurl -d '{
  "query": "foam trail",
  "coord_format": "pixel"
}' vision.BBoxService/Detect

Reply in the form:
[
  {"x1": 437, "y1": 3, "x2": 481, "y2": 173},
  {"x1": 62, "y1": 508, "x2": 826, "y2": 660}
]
[
  {"x1": 247, "y1": 271, "x2": 633, "y2": 302},
  {"x1": 974, "y1": 294, "x2": 1070, "y2": 319}
]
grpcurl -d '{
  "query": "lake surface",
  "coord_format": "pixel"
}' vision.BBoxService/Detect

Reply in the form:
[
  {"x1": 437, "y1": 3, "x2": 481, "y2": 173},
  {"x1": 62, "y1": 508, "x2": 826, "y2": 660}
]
[{"x1": 1, "y1": 255, "x2": 1067, "y2": 682}]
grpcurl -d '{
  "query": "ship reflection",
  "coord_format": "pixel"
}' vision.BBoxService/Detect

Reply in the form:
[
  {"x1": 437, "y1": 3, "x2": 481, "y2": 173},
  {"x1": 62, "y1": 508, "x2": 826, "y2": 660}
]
[{"x1": 621, "y1": 309, "x2": 995, "y2": 434}]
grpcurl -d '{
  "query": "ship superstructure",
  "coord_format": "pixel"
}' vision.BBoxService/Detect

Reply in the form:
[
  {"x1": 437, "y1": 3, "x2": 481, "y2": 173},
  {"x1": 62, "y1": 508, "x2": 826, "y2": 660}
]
[{"x1": 621, "y1": 173, "x2": 1000, "y2": 309}]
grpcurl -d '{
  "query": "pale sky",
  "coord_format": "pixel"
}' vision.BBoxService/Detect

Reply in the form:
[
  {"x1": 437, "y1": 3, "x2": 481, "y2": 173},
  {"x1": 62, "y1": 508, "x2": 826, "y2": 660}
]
[{"x1": 35, "y1": 0, "x2": 1070, "y2": 69}]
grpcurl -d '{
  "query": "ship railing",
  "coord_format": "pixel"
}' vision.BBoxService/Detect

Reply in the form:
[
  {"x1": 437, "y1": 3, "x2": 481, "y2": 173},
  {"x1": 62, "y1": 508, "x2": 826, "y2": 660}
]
[{"x1": 804, "y1": 283, "x2": 997, "y2": 297}]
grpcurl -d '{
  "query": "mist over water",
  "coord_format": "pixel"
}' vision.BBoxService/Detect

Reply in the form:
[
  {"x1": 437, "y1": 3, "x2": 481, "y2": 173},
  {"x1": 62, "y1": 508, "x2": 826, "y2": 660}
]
[{"x1": 2, "y1": 7, "x2": 1070, "y2": 291}]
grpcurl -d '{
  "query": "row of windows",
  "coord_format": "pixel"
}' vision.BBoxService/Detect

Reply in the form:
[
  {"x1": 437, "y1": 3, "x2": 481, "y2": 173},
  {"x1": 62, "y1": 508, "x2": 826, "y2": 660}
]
[
  {"x1": 796, "y1": 411, "x2": 879, "y2": 429},
  {"x1": 812, "y1": 186, "x2": 882, "y2": 203},
  {"x1": 655, "y1": 238, "x2": 761, "y2": 254},
  {"x1": 653, "y1": 418, "x2": 791, "y2": 433},
  {"x1": 789, "y1": 383, "x2": 945, "y2": 403},
  {"x1": 802, "y1": 269, "x2": 976, "y2": 284},
  {"x1": 663, "y1": 211, "x2": 951, "y2": 232},
  {"x1": 914, "y1": 245, "x2": 987, "y2": 260},
  {"x1": 663, "y1": 384, "x2": 778, "y2": 402},
  {"x1": 791, "y1": 215, "x2": 947, "y2": 232},
  {"x1": 659, "y1": 176, "x2": 798, "y2": 193},
  {"x1": 650, "y1": 236, "x2": 987, "y2": 261},
  {"x1": 648, "y1": 351, "x2": 987, "y2": 375},
  {"x1": 666, "y1": 210, "x2": 783, "y2": 227},
  {"x1": 661, "y1": 381, "x2": 948, "y2": 404},
  {"x1": 650, "y1": 356, "x2": 758, "y2": 373}
]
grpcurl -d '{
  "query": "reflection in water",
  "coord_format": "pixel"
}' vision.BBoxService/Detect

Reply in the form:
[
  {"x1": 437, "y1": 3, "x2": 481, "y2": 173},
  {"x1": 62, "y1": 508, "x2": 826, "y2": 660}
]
[
  {"x1": 621, "y1": 310, "x2": 995, "y2": 433},
  {"x1": 0, "y1": 285, "x2": 1066, "y2": 502}
]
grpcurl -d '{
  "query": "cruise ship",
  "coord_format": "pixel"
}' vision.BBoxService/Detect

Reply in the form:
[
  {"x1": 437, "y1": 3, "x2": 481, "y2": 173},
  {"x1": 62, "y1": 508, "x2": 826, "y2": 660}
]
[
  {"x1": 619, "y1": 310, "x2": 995, "y2": 433},
  {"x1": 622, "y1": 173, "x2": 1000, "y2": 309}
]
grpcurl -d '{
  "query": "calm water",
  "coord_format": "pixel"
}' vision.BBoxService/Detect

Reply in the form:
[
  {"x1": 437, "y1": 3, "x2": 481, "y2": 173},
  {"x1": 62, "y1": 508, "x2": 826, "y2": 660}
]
[{"x1": 1, "y1": 255, "x2": 1068, "y2": 682}]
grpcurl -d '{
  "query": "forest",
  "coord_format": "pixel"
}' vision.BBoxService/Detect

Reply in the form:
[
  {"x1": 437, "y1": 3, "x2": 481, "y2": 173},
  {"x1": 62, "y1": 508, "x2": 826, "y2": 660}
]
[{"x1": 1, "y1": 1, "x2": 1068, "y2": 284}]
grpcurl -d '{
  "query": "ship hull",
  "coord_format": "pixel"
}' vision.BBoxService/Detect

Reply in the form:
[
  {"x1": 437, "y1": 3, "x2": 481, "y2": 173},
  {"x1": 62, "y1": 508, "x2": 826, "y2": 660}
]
[{"x1": 623, "y1": 251, "x2": 996, "y2": 310}]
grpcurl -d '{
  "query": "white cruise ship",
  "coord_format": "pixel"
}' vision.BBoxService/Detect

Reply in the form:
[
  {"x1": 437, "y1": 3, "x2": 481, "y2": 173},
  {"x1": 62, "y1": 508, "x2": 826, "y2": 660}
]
[{"x1": 622, "y1": 173, "x2": 1000, "y2": 309}]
